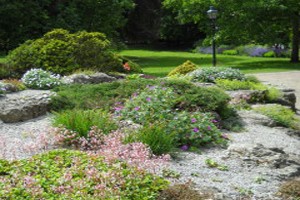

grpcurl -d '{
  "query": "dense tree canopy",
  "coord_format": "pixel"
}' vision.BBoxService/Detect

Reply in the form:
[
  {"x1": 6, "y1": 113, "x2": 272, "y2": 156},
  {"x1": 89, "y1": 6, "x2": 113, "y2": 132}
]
[
  {"x1": 0, "y1": 0, "x2": 134, "y2": 52},
  {"x1": 163, "y1": 0, "x2": 300, "y2": 62}
]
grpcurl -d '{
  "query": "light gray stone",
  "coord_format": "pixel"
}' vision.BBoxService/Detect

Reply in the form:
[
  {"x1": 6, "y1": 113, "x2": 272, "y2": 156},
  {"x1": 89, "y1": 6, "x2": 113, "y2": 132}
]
[
  {"x1": 63, "y1": 72, "x2": 116, "y2": 84},
  {"x1": 0, "y1": 90, "x2": 54, "y2": 123}
]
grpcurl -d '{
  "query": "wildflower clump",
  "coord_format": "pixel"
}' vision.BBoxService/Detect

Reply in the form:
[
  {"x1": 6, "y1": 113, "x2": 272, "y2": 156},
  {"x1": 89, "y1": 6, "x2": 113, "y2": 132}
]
[{"x1": 21, "y1": 68, "x2": 61, "y2": 89}]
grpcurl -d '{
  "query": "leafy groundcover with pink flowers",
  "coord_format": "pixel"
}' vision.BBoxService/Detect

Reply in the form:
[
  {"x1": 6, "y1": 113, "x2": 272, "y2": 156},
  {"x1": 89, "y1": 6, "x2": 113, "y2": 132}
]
[{"x1": 0, "y1": 149, "x2": 169, "y2": 199}]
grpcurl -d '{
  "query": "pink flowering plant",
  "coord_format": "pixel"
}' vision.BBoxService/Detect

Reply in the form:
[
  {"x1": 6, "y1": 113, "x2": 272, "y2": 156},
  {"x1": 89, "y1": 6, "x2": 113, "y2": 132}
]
[{"x1": 0, "y1": 149, "x2": 169, "y2": 199}]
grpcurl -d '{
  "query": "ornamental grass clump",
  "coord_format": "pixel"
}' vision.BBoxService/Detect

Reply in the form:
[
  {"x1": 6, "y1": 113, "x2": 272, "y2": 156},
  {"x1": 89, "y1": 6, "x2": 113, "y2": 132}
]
[
  {"x1": 52, "y1": 109, "x2": 117, "y2": 139},
  {"x1": 188, "y1": 67, "x2": 245, "y2": 83},
  {"x1": 21, "y1": 68, "x2": 61, "y2": 89}
]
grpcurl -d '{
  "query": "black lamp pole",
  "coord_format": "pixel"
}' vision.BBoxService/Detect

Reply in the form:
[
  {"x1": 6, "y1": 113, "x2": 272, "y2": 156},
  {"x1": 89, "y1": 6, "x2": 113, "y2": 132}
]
[{"x1": 207, "y1": 6, "x2": 218, "y2": 67}]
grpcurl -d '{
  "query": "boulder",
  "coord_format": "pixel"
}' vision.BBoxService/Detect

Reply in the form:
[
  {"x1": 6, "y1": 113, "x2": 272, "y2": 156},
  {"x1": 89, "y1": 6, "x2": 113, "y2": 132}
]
[
  {"x1": 63, "y1": 72, "x2": 116, "y2": 84},
  {"x1": 228, "y1": 143, "x2": 300, "y2": 178},
  {"x1": 0, "y1": 90, "x2": 54, "y2": 123}
]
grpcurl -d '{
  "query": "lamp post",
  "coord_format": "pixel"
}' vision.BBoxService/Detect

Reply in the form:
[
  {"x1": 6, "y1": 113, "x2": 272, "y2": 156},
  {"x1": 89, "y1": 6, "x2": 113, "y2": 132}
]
[{"x1": 207, "y1": 6, "x2": 218, "y2": 67}]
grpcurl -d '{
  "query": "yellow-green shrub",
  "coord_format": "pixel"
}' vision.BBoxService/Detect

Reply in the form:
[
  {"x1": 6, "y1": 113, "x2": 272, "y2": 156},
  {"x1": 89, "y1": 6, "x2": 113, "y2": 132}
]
[{"x1": 168, "y1": 60, "x2": 197, "y2": 77}]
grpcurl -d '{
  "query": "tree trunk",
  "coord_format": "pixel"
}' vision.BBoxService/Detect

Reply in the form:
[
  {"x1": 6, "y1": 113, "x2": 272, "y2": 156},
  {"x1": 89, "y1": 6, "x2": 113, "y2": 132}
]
[{"x1": 291, "y1": 14, "x2": 299, "y2": 63}]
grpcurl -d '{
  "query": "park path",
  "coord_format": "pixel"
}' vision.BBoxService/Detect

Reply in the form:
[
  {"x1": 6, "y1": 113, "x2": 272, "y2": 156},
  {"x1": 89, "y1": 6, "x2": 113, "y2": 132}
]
[{"x1": 253, "y1": 71, "x2": 300, "y2": 111}]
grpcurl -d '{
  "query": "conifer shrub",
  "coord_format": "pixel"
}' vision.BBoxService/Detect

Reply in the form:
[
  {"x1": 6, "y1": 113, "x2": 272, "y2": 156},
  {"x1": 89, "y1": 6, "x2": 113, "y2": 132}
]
[
  {"x1": 168, "y1": 60, "x2": 197, "y2": 77},
  {"x1": 7, "y1": 29, "x2": 141, "y2": 76}
]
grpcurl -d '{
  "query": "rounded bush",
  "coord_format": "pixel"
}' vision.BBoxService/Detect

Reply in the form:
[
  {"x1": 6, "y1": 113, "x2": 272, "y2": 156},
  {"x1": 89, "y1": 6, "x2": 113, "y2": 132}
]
[
  {"x1": 168, "y1": 60, "x2": 197, "y2": 77},
  {"x1": 7, "y1": 29, "x2": 128, "y2": 75},
  {"x1": 188, "y1": 67, "x2": 246, "y2": 83},
  {"x1": 21, "y1": 68, "x2": 61, "y2": 89}
]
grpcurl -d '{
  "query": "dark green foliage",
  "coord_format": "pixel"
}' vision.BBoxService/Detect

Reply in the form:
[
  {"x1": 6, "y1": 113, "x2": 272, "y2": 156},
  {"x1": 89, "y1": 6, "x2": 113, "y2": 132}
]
[
  {"x1": 7, "y1": 29, "x2": 123, "y2": 75},
  {"x1": 52, "y1": 109, "x2": 118, "y2": 137},
  {"x1": 125, "y1": 122, "x2": 176, "y2": 155},
  {"x1": 168, "y1": 80, "x2": 231, "y2": 114},
  {"x1": 0, "y1": 0, "x2": 134, "y2": 52},
  {"x1": 0, "y1": 149, "x2": 168, "y2": 199},
  {"x1": 50, "y1": 79, "x2": 157, "y2": 111},
  {"x1": 168, "y1": 60, "x2": 197, "y2": 76}
]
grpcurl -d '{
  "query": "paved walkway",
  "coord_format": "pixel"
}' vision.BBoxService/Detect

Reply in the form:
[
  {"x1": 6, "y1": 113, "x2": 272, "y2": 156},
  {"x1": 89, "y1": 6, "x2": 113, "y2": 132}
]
[{"x1": 254, "y1": 71, "x2": 300, "y2": 111}]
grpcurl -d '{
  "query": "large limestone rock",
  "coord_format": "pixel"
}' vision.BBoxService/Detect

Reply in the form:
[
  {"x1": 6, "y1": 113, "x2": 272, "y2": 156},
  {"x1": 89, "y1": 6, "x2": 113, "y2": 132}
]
[
  {"x1": 62, "y1": 72, "x2": 116, "y2": 84},
  {"x1": 0, "y1": 90, "x2": 54, "y2": 123}
]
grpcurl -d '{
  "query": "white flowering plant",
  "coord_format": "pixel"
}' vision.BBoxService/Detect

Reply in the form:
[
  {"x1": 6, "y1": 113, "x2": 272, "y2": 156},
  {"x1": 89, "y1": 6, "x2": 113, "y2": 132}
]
[
  {"x1": 188, "y1": 67, "x2": 246, "y2": 83},
  {"x1": 21, "y1": 68, "x2": 62, "y2": 89}
]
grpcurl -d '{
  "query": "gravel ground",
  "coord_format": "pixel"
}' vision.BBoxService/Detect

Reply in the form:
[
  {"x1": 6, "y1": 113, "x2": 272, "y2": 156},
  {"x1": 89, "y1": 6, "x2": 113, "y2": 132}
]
[
  {"x1": 0, "y1": 115, "x2": 56, "y2": 160},
  {"x1": 168, "y1": 110, "x2": 300, "y2": 199}
]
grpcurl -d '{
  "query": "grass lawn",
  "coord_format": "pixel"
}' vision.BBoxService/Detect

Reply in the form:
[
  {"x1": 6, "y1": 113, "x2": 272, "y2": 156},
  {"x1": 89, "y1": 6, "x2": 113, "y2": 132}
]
[{"x1": 119, "y1": 49, "x2": 300, "y2": 77}]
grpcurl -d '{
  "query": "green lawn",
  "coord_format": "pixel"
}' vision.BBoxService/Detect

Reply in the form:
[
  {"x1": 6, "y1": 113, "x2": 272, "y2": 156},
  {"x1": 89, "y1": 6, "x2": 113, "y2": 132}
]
[{"x1": 119, "y1": 49, "x2": 300, "y2": 77}]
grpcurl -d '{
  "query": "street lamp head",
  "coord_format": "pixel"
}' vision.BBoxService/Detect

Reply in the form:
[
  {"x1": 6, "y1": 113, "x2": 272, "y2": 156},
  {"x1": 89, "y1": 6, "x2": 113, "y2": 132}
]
[{"x1": 207, "y1": 6, "x2": 218, "y2": 20}]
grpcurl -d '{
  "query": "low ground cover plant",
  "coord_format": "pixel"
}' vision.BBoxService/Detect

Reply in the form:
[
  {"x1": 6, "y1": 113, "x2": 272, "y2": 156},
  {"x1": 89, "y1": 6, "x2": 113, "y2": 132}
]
[
  {"x1": 0, "y1": 149, "x2": 169, "y2": 199},
  {"x1": 1, "y1": 79, "x2": 26, "y2": 92},
  {"x1": 0, "y1": 82, "x2": 5, "y2": 95},
  {"x1": 21, "y1": 68, "x2": 61, "y2": 89},
  {"x1": 253, "y1": 104, "x2": 300, "y2": 129},
  {"x1": 188, "y1": 67, "x2": 245, "y2": 83}
]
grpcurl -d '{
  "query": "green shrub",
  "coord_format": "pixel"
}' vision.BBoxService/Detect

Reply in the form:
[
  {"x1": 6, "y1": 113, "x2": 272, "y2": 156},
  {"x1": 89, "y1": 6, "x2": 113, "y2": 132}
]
[
  {"x1": 188, "y1": 67, "x2": 246, "y2": 83},
  {"x1": 7, "y1": 29, "x2": 126, "y2": 75},
  {"x1": 0, "y1": 149, "x2": 169, "y2": 199},
  {"x1": 265, "y1": 87, "x2": 283, "y2": 102},
  {"x1": 52, "y1": 109, "x2": 117, "y2": 138},
  {"x1": 125, "y1": 122, "x2": 176, "y2": 155},
  {"x1": 119, "y1": 85, "x2": 225, "y2": 147},
  {"x1": 253, "y1": 104, "x2": 299, "y2": 129},
  {"x1": 120, "y1": 56, "x2": 143, "y2": 73},
  {"x1": 215, "y1": 79, "x2": 266, "y2": 91},
  {"x1": 222, "y1": 49, "x2": 238, "y2": 55},
  {"x1": 50, "y1": 79, "x2": 157, "y2": 111},
  {"x1": 0, "y1": 82, "x2": 5, "y2": 95},
  {"x1": 0, "y1": 63, "x2": 12, "y2": 79},
  {"x1": 119, "y1": 85, "x2": 177, "y2": 124},
  {"x1": 263, "y1": 51, "x2": 275, "y2": 57},
  {"x1": 168, "y1": 60, "x2": 197, "y2": 77},
  {"x1": 21, "y1": 68, "x2": 61, "y2": 89},
  {"x1": 174, "y1": 86, "x2": 231, "y2": 114}
]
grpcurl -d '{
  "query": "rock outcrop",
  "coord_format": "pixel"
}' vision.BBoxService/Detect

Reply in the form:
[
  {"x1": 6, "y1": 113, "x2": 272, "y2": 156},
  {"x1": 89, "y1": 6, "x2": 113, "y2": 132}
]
[
  {"x1": 0, "y1": 90, "x2": 54, "y2": 123},
  {"x1": 62, "y1": 72, "x2": 116, "y2": 84}
]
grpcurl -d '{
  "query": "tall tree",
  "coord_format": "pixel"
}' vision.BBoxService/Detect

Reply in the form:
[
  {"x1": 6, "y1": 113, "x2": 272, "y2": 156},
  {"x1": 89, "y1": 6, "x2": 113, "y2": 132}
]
[
  {"x1": 0, "y1": 0, "x2": 134, "y2": 52},
  {"x1": 163, "y1": 0, "x2": 300, "y2": 62}
]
